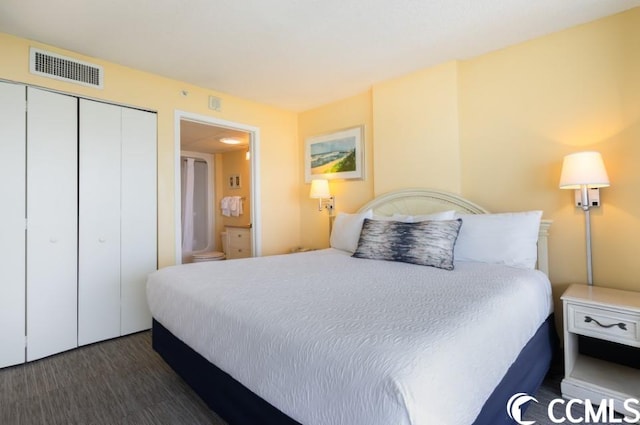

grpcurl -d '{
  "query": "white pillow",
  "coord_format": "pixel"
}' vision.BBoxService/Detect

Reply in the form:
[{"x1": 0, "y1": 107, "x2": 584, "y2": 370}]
[
  {"x1": 453, "y1": 211, "x2": 543, "y2": 269},
  {"x1": 330, "y1": 210, "x2": 373, "y2": 253},
  {"x1": 392, "y1": 210, "x2": 456, "y2": 222},
  {"x1": 371, "y1": 214, "x2": 400, "y2": 221}
]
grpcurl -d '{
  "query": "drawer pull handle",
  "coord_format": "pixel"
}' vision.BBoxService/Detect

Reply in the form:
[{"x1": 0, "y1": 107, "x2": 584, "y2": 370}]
[{"x1": 584, "y1": 316, "x2": 627, "y2": 331}]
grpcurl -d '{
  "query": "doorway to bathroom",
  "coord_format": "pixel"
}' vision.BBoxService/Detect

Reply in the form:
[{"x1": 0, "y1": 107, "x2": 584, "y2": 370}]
[{"x1": 174, "y1": 111, "x2": 261, "y2": 264}]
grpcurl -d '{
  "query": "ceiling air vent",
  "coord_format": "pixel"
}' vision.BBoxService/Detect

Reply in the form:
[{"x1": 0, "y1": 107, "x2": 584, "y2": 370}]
[{"x1": 29, "y1": 47, "x2": 103, "y2": 89}]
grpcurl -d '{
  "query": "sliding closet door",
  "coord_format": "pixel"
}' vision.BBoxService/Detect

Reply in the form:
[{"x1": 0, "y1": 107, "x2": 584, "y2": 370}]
[
  {"x1": 0, "y1": 82, "x2": 26, "y2": 368},
  {"x1": 26, "y1": 87, "x2": 78, "y2": 361},
  {"x1": 121, "y1": 108, "x2": 157, "y2": 334},
  {"x1": 78, "y1": 99, "x2": 122, "y2": 345}
]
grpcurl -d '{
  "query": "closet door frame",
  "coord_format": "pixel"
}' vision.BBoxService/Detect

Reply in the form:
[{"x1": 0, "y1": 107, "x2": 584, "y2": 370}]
[{"x1": 0, "y1": 82, "x2": 157, "y2": 364}]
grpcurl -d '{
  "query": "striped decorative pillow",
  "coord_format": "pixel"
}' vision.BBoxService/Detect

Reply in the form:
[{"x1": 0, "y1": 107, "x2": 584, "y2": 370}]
[{"x1": 352, "y1": 218, "x2": 462, "y2": 270}]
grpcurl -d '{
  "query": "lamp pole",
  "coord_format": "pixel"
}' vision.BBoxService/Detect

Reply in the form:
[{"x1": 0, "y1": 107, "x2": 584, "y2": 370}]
[{"x1": 579, "y1": 185, "x2": 593, "y2": 286}]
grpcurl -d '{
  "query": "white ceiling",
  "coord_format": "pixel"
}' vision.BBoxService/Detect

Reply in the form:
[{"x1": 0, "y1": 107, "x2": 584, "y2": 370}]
[
  {"x1": 180, "y1": 120, "x2": 249, "y2": 155},
  {"x1": 1, "y1": 0, "x2": 638, "y2": 111}
]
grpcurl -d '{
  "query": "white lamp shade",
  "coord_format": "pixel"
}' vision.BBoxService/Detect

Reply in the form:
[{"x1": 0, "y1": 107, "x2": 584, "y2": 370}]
[
  {"x1": 559, "y1": 151, "x2": 610, "y2": 189},
  {"x1": 309, "y1": 179, "x2": 330, "y2": 199}
]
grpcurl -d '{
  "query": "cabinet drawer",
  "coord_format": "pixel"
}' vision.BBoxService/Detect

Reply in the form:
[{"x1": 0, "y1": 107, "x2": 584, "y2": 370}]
[
  {"x1": 227, "y1": 247, "x2": 251, "y2": 259},
  {"x1": 567, "y1": 303, "x2": 640, "y2": 346},
  {"x1": 228, "y1": 233, "x2": 250, "y2": 249}
]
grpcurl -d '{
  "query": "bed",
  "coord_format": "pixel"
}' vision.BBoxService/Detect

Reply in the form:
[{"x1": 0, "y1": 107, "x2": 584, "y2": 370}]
[{"x1": 148, "y1": 188, "x2": 556, "y2": 425}]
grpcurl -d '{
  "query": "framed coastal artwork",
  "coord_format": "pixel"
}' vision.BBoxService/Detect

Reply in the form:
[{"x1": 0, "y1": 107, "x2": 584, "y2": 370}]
[{"x1": 304, "y1": 126, "x2": 364, "y2": 182}]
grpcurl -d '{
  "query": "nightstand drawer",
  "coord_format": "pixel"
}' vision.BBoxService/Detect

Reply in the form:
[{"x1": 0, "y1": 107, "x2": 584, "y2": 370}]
[{"x1": 567, "y1": 303, "x2": 640, "y2": 346}]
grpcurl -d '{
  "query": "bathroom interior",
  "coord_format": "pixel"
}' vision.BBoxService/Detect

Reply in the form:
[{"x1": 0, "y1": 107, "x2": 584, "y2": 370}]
[{"x1": 180, "y1": 119, "x2": 252, "y2": 263}]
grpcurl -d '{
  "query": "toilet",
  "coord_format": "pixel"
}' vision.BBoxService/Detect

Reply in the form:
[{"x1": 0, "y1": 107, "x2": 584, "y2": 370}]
[{"x1": 191, "y1": 232, "x2": 227, "y2": 262}]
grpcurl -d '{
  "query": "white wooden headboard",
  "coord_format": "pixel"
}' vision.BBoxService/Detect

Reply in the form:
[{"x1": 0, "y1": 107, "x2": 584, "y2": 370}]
[{"x1": 356, "y1": 189, "x2": 552, "y2": 275}]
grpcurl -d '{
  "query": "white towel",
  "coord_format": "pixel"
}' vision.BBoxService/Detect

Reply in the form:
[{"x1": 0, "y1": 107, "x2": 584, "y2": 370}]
[
  {"x1": 229, "y1": 196, "x2": 243, "y2": 217},
  {"x1": 221, "y1": 196, "x2": 243, "y2": 217},
  {"x1": 221, "y1": 197, "x2": 231, "y2": 217}
]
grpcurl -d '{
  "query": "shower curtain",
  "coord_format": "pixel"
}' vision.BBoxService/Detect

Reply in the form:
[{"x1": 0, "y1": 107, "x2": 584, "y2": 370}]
[
  {"x1": 181, "y1": 158, "x2": 195, "y2": 254},
  {"x1": 182, "y1": 157, "x2": 210, "y2": 258}
]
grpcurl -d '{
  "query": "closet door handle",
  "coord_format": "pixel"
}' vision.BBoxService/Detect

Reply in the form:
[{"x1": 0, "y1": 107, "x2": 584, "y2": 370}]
[
  {"x1": 98, "y1": 237, "x2": 106, "y2": 243},
  {"x1": 49, "y1": 237, "x2": 58, "y2": 243}
]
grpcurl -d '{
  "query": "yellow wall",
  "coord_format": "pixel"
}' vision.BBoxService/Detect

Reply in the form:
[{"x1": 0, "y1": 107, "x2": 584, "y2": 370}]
[
  {"x1": 298, "y1": 91, "x2": 374, "y2": 248},
  {"x1": 372, "y1": 61, "x2": 461, "y2": 195},
  {"x1": 458, "y1": 8, "x2": 640, "y2": 296},
  {"x1": 0, "y1": 32, "x2": 300, "y2": 265},
  {"x1": 218, "y1": 149, "x2": 252, "y2": 229},
  {"x1": 297, "y1": 8, "x2": 640, "y2": 299}
]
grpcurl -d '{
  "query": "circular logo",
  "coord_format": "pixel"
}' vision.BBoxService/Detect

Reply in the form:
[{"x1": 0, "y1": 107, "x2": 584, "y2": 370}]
[{"x1": 507, "y1": 392, "x2": 538, "y2": 425}]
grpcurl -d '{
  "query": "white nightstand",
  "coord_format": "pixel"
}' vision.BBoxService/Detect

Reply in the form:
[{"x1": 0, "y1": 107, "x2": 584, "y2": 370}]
[{"x1": 561, "y1": 284, "x2": 640, "y2": 412}]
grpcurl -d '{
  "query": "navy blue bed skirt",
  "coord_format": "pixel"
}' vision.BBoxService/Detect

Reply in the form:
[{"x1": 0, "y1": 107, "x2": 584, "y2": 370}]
[
  {"x1": 153, "y1": 315, "x2": 557, "y2": 425},
  {"x1": 472, "y1": 314, "x2": 558, "y2": 424}
]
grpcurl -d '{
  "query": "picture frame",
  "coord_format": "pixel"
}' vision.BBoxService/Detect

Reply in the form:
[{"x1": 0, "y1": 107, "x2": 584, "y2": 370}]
[{"x1": 304, "y1": 126, "x2": 364, "y2": 182}]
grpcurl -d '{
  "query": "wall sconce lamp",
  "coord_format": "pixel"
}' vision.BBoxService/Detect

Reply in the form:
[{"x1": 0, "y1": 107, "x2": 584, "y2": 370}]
[
  {"x1": 559, "y1": 151, "x2": 610, "y2": 286},
  {"x1": 309, "y1": 179, "x2": 335, "y2": 214}
]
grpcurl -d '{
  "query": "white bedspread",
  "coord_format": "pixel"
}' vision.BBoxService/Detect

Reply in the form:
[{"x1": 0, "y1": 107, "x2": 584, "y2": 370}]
[{"x1": 147, "y1": 248, "x2": 552, "y2": 425}]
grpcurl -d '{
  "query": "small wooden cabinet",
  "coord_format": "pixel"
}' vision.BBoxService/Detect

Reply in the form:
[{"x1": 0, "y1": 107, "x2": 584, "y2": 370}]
[
  {"x1": 226, "y1": 226, "x2": 252, "y2": 259},
  {"x1": 561, "y1": 284, "x2": 640, "y2": 413}
]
